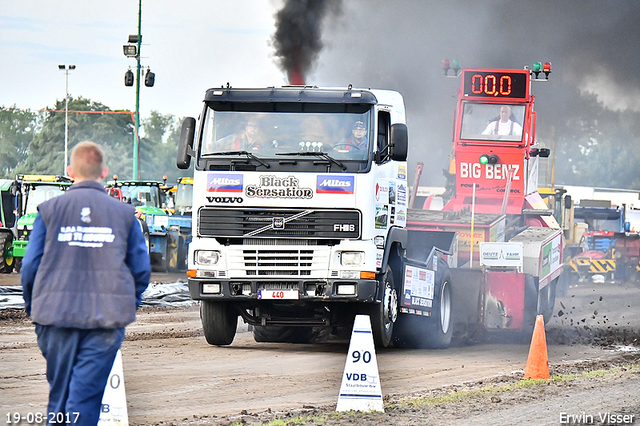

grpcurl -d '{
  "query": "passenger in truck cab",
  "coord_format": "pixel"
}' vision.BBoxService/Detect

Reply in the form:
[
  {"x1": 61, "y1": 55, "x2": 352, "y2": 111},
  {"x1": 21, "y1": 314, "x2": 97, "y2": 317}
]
[
  {"x1": 481, "y1": 106, "x2": 523, "y2": 137},
  {"x1": 208, "y1": 117, "x2": 266, "y2": 152},
  {"x1": 333, "y1": 120, "x2": 369, "y2": 158}
]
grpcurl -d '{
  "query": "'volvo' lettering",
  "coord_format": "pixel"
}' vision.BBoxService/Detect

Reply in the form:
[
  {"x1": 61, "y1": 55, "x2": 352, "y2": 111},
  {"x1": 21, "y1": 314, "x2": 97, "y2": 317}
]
[{"x1": 206, "y1": 196, "x2": 243, "y2": 204}]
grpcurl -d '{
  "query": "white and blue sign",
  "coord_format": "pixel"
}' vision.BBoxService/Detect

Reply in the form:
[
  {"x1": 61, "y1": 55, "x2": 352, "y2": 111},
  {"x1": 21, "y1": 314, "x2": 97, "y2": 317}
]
[
  {"x1": 336, "y1": 315, "x2": 384, "y2": 412},
  {"x1": 316, "y1": 175, "x2": 354, "y2": 194},
  {"x1": 207, "y1": 173, "x2": 243, "y2": 193}
]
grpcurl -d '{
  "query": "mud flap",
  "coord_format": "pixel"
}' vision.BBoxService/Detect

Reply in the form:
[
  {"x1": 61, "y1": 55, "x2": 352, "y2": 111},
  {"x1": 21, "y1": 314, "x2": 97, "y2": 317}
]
[{"x1": 482, "y1": 271, "x2": 526, "y2": 331}]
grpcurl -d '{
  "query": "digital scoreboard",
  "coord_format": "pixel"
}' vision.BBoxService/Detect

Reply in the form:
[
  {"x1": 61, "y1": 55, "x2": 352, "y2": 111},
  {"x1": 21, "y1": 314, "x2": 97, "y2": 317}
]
[{"x1": 462, "y1": 70, "x2": 529, "y2": 99}]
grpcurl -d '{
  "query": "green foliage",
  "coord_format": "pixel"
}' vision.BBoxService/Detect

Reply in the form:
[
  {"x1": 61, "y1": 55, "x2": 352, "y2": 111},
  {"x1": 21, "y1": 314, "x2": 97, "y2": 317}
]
[
  {"x1": 539, "y1": 91, "x2": 640, "y2": 190},
  {"x1": 0, "y1": 98, "x2": 188, "y2": 183},
  {"x1": 138, "y1": 111, "x2": 193, "y2": 183},
  {"x1": 0, "y1": 106, "x2": 37, "y2": 178},
  {"x1": 0, "y1": 92, "x2": 638, "y2": 189},
  {"x1": 15, "y1": 97, "x2": 134, "y2": 177}
]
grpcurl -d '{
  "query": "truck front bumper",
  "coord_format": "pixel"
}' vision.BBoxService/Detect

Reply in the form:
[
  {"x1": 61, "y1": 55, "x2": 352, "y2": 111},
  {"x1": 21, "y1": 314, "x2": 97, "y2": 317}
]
[{"x1": 188, "y1": 277, "x2": 378, "y2": 303}]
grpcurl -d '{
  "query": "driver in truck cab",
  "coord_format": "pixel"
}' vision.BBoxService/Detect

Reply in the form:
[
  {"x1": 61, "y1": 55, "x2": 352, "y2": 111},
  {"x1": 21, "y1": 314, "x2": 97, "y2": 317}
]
[
  {"x1": 481, "y1": 105, "x2": 523, "y2": 137},
  {"x1": 207, "y1": 117, "x2": 265, "y2": 152},
  {"x1": 333, "y1": 120, "x2": 369, "y2": 159}
]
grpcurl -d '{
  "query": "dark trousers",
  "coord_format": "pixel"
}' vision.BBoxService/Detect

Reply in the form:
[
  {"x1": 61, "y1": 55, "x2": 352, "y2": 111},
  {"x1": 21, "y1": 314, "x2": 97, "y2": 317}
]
[{"x1": 35, "y1": 324, "x2": 125, "y2": 426}]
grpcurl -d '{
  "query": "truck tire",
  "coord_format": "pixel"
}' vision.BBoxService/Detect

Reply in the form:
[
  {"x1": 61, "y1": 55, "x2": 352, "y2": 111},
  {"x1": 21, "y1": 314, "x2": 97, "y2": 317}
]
[
  {"x1": 556, "y1": 270, "x2": 570, "y2": 297},
  {"x1": 167, "y1": 236, "x2": 188, "y2": 272},
  {"x1": 521, "y1": 275, "x2": 538, "y2": 342},
  {"x1": 200, "y1": 301, "x2": 237, "y2": 346},
  {"x1": 422, "y1": 267, "x2": 453, "y2": 349},
  {"x1": 253, "y1": 326, "x2": 314, "y2": 343},
  {"x1": 0, "y1": 232, "x2": 14, "y2": 274},
  {"x1": 369, "y1": 265, "x2": 398, "y2": 348},
  {"x1": 138, "y1": 218, "x2": 150, "y2": 252},
  {"x1": 537, "y1": 277, "x2": 557, "y2": 325},
  {"x1": 150, "y1": 252, "x2": 167, "y2": 272},
  {"x1": 177, "y1": 236, "x2": 188, "y2": 271},
  {"x1": 393, "y1": 263, "x2": 453, "y2": 349}
]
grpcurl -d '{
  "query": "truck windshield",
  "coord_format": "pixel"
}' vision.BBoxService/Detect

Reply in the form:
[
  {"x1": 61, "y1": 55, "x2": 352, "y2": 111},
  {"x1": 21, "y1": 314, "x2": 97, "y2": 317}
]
[
  {"x1": 460, "y1": 103, "x2": 526, "y2": 142},
  {"x1": 201, "y1": 110, "x2": 372, "y2": 161},
  {"x1": 174, "y1": 182, "x2": 193, "y2": 213},
  {"x1": 120, "y1": 185, "x2": 163, "y2": 208},
  {"x1": 24, "y1": 185, "x2": 67, "y2": 214}
]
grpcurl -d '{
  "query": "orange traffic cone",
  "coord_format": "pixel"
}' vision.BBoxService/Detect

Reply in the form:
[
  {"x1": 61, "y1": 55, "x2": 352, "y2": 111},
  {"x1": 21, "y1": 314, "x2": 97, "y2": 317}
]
[{"x1": 523, "y1": 315, "x2": 549, "y2": 380}]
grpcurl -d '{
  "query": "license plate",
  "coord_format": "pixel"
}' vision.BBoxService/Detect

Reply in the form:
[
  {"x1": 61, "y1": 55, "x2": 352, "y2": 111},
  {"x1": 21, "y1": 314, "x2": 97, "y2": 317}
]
[{"x1": 257, "y1": 289, "x2": 299, "y2": 300}]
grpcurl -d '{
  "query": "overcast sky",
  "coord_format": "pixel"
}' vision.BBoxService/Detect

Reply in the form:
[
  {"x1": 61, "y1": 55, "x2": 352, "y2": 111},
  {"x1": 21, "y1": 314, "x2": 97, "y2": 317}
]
[
  {"x1": 0, "y1": 0, "x2": 284, "y2": 119},
  {"x1": 3, "y1": 0, "x2": 640, "y2": 186}
]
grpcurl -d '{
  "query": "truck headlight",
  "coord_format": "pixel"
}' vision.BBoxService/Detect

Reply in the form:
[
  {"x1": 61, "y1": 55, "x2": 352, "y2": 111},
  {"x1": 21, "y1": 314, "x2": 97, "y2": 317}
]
[
  {"x1": 195, "y1": 250, "x2": 220, "y2": 265},
  {"x1": 341, "y1": 251, "x2": 364, "y2": 266}
]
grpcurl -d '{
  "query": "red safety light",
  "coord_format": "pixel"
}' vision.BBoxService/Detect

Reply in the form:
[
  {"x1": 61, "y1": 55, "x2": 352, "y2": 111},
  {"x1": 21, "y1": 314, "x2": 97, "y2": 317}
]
[
  {"x1": 442, "y1": 59, "x2": 450, "y2": 75},
  {"x1": 543, "y1": 62, "x2": 551, "y2": 79}
]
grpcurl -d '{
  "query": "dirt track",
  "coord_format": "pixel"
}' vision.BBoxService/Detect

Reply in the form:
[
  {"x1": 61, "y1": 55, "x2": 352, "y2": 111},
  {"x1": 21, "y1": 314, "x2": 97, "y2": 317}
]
[{"x1": 2, "y1": 273, "x2": 640, "y2": 425}]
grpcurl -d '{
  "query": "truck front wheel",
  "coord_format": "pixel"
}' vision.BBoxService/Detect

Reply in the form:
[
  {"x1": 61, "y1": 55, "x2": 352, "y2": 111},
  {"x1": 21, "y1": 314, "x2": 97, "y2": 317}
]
[
  {"x1": 369, "y1": 265, "x2": 398, "y2": 348},
  {"x1": 200, "y1": 301, "x2": 237, "y2": 346}
]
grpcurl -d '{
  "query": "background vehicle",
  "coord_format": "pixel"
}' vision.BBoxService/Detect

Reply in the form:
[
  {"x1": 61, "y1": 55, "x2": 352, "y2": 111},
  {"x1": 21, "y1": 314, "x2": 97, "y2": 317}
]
[
  {"x1": 10, "y1": 175, "x2": 73, "y2": 272},
  {"x1": 177, "y1": 65, "x2": 562, "y2": 348},
  {"x1": 165, "y1": 177, "x2": 193, "y2": 271},
  {"x1": 0, "y1": 179, "x2": 17, "y2": 273},
  {"x1": 565, "y1": 200, "x2": 640, "y2": 282},
  {"x1": 105, "y1": 177, "x2": 190, "y2": 272}
]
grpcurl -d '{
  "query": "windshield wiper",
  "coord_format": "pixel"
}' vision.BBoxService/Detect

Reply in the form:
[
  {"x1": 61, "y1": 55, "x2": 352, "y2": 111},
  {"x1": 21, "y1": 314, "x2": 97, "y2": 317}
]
[
  {"x1": 276, "y1": 152, "x2": 347, "y2": 171},
  {"x1": 208, "y1": 150, "x2": 270, "y2": 169}
]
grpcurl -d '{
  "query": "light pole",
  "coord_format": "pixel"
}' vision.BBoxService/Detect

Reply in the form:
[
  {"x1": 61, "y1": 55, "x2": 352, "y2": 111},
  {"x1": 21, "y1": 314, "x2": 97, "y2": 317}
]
[
  {"x1": 58, "y1": 64, "x2": 76, "y2": 174},
  {"x1": 123, "y1": 0, "x2": 154, "y2": 180}
]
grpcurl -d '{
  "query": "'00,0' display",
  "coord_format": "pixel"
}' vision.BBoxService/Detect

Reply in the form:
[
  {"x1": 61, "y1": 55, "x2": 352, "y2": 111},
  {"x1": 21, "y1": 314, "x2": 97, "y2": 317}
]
[{"x1": 463, "y1": 71, "x2": 527, "y2": 99}]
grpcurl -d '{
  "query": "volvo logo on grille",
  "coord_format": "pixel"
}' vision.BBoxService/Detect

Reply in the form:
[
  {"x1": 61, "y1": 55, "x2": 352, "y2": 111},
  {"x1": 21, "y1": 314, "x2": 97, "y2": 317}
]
[{"x1": 273, "y1": 217, "x2": 285, "y2": 229}]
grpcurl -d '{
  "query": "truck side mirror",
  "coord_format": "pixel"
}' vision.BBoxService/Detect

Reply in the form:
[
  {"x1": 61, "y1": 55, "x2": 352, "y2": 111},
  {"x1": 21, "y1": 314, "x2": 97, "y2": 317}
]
[
  {"x1": 177, "y1": 117, "x2": 196, "y2": 169},
  {"x1": 390, "y1": 123, "x2": 408, "y2": 161},
  {"x1": 564, "y1": 195, "x2": 572, "y2": 210},
  {"x1": 9, "y1": 182, "x2": 18, "y2": 197}
]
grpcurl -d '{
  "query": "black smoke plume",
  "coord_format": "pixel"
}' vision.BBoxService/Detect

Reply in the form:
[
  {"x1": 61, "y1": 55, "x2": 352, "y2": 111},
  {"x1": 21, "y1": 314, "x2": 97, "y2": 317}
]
[{"x1": 272, "y1": 0, "x2": 342, "y2": 85}]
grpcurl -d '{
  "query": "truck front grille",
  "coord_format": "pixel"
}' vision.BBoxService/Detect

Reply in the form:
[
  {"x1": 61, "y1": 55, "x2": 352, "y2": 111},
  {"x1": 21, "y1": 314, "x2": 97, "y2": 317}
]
[
  {"x1": 244, "y1": 249, "x2": 313, "y2": 276},
  {"x1": 226, "y1": 245, "x2": 331, "y2": 278},
  {"x1": 198, "y1": 208, "x2": 360, "y2": 239}
]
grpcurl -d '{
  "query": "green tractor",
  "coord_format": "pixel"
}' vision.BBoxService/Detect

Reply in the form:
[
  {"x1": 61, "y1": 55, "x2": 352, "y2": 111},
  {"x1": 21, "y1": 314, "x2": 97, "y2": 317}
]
[
  {"x1": 105, "y1": 177, "x2": 182, "y2": 272},
  {"x1": 10, "y1": 174, "x2": 73, "y2": 272},
  {"x1": 0, "y1": 179, "x2": 17, "y2": 273}
]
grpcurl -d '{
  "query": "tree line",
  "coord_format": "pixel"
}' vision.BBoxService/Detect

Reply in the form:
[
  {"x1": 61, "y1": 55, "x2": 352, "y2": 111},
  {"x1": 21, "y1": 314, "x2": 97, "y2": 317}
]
[
  {"x1": 0, "y1": 97, "x2": 191, "y2": 184},
  {"x1": 1, "y1": 92, "x2": 639, "y2": 191}
]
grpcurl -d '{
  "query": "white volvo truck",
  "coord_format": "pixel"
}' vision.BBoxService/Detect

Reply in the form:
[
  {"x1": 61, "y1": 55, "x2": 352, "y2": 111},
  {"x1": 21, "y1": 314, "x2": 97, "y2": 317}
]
[{"x1": 177, "y1": 86, "x2": 456, "y2": 348}]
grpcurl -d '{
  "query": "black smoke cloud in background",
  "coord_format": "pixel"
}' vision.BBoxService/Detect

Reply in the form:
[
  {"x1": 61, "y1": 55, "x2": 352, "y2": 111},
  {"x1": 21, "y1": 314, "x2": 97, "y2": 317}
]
[
  {"x1": 304, "y1": 0, "x2": 640, "y2": 186},
  {"x1": 272, "y1": 0, "x2": 343, "y2": 84}
]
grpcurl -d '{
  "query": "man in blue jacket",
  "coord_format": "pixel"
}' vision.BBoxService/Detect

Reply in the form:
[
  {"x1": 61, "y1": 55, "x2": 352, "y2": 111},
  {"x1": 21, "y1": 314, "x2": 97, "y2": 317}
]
[{"x1": 22, "y1": 141, "x2": 150, "y2": 426}]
